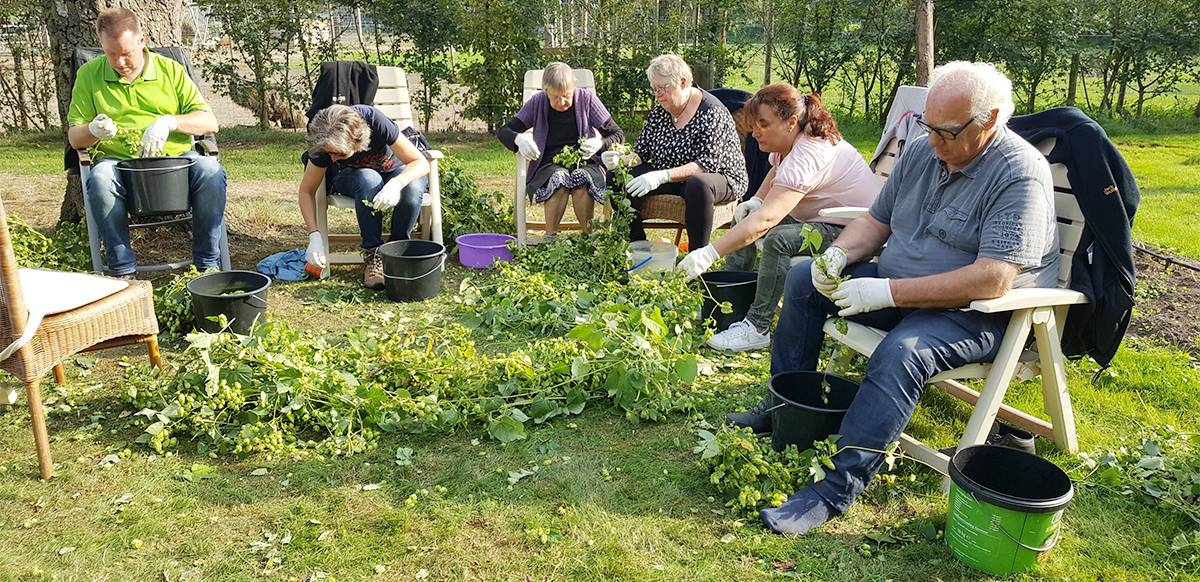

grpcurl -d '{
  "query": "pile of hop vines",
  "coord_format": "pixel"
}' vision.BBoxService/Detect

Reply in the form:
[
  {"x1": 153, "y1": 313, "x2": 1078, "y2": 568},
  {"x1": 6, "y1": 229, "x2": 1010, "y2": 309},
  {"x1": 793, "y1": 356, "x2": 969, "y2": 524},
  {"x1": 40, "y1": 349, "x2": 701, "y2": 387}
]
[
  {"x1": 694, "y1": 424, "x2": 900, "y2": 517},
  {"x1": 123, "y1": 300, "x2": 713, "y2": 457},
  {"x1": 153, "y1": 266, "x2": 204, "y2": 337}
]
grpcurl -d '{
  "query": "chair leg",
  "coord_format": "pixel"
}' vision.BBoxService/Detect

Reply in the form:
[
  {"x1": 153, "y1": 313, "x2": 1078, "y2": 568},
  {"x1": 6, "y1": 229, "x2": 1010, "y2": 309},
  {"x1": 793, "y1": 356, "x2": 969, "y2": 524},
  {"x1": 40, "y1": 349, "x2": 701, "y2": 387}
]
[
  {"x1": 52, "y1": 364, "x2": 66, "y2": 384},
  {"x1": 427, "y1": 157, "x2": 442, "y2": 245},
  {"x1": 314, "y1": 177, "x2": 332, "y2": 279},
  {"x1": 25, "y1": 378, "x2": 53, "y2": 479},
  {"x1": 1033, "y1": 307, "x2": 1078, "y2": 452},
  {"x1": 148, "y1": 334, "x2": 162, "y2": 369},
  {"x1": 80, "y1": 163, "x2": 106, "y2": 274},
  {"x1": 218, "y1": 219, "x2": 232, "y2": 271}
]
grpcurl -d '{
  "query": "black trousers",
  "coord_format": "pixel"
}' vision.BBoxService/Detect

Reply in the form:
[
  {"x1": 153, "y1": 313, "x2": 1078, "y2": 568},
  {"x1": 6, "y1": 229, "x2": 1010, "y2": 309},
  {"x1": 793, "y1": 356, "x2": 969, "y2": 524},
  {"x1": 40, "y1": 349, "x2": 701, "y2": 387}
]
[{"x1": 627, "y1": 164, "x2": 738, "y2": 247}]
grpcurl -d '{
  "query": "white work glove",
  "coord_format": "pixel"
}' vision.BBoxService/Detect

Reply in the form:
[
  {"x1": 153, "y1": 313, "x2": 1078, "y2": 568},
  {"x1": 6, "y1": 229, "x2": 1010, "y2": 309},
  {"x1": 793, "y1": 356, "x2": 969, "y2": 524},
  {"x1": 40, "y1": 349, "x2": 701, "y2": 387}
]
[
  {"x1": 628, "y1": 169, "x2": 671, "y2": 198},
  {"x1": 675, "y1": 244, "x2": 720, "y2": 281},
  {"x1": 514, "y1": 133, "x2": 541, "y2": 160},
  {"x1": 601, "y1": 150, "x2": 639, "y2": 170},
  {"x1": 88, "y1": 114, "x2": 118, "y2": 140},
  {"x1": 306, "y1": 231, "x2": 327, "y2": 269},
  {"x1": 831, "y1": 277, "x2": 895, "y2": 317},
  {"x1": 810, "y1": 246, "x2": 847, "y2": 297},
  {"x1": 139, "y1": 114, "x2": 177, "y2": 157},
  {"x1": 733, "y1": 197, "x2": 763, "y2": 224},
  {"x1": 372, "y1": 178, "x2": 405, "y2": 212},
  {"x1": 578, "y1": 136, "x2": 603, "y2": 158}
]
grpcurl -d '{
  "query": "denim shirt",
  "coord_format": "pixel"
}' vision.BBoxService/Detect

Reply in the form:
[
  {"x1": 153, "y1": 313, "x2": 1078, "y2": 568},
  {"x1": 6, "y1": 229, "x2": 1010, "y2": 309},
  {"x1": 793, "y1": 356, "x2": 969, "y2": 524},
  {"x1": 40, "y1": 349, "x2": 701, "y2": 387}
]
[{"x1": 868, "y1": 125, "x2": 1059, "y2": 289}]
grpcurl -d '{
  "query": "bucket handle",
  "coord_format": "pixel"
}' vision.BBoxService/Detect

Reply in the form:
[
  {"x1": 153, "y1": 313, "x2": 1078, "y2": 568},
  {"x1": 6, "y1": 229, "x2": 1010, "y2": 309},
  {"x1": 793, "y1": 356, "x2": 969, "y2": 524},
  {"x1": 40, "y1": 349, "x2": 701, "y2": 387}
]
[
  {"x1": 967, "y1": 491, "x2": 1062, "y2": 553},
  {"x1": 243, "y1": 293, "x2": 269, "y2": 309},
  {"x1": 626, "y1": 256, "x2": 652, "y2": 272},
  {"x1": 117, "y1": 157, "x2": 197, "y2": 171},
  {"x1": 383, "y1": 253, "x2": 447, "y2": 281}
]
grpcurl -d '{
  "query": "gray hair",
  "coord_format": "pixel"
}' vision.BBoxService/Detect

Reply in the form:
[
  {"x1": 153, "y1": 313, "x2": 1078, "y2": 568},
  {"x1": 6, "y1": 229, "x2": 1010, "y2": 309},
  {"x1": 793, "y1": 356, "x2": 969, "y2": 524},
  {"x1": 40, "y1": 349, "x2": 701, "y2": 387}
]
[
  {"x1": 542, "y1": 62, "x2": 576, "y2": 92},
  {"x1": 306, "y1": 105, "x2": 370, "y2": 158},
  {"x1": 928, "y1": 61, "x2": 1015, "y2": 126},
  {"x1": 646, "y1": 54, "x2": 692, "y2": 85}
]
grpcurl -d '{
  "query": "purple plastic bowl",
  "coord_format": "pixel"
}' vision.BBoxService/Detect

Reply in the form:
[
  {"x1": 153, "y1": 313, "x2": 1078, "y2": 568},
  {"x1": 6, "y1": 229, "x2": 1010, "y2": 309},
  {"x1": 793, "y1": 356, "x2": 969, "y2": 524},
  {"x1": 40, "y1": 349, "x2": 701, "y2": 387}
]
[{"x1": 456, "y1": 233, "x2": 517, "y2": 269}]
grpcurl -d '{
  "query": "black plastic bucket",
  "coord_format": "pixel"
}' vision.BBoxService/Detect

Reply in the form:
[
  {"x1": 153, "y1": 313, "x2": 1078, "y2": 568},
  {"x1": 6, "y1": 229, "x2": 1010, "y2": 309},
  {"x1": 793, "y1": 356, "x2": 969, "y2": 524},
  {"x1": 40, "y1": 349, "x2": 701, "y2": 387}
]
[
  {"x1": 116, "y1": 156, "x2": 195, "y2": 216},
  {"x1": 947, "y1": 445, "x2": 1074, "y2": 575},
  {"x1": 378, "y1": 239, "x2": 446, "y2": 302},
  {"x1": 767, "y1": 371, "x2": 860, "y2": 452},
  {"x1": 187, "y1": 270, "x2": 270, "y2": 334},
  {"x1": 698, "y1": 271, "x2": 758, "y2": 331}
]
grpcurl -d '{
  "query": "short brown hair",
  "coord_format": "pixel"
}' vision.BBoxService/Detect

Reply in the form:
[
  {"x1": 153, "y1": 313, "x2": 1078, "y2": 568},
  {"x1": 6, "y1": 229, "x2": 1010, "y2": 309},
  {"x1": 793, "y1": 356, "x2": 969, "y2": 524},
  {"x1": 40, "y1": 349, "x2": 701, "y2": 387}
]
[
  {"x1": 307, "y1": 105, "x2": 370, "y2": 158},
  {"x1": 746, "y1": 83, "x2": 841, "y2": 145},
  {"x1": 97, "y1": 8, "x2": 141, "y2": 39}
]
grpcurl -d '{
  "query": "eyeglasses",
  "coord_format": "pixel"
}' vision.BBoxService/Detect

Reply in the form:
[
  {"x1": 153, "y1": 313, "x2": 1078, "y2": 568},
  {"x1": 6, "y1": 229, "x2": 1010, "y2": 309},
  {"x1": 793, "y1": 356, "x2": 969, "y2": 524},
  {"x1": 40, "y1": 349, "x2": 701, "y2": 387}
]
[
  {"x1": 913, "y1": 113, "x2": 975, "y2": 141},
  {"x1": 651, "y1": 81, "x2": 676, "y2": 95}
]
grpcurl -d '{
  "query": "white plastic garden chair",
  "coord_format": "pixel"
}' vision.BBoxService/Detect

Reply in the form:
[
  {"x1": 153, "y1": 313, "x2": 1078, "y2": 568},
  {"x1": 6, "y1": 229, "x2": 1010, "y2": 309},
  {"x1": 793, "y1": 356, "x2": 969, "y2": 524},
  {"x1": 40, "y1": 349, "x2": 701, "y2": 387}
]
[
  {"x1": 312, "y1": 65, "x2": 444, "y2": 277},
  {"x1": 514, "y1": 68, "x2": 611, "y2": 245},
  {"x1": 818, "y1": 137, "x2": 1088, "y2": 479}
]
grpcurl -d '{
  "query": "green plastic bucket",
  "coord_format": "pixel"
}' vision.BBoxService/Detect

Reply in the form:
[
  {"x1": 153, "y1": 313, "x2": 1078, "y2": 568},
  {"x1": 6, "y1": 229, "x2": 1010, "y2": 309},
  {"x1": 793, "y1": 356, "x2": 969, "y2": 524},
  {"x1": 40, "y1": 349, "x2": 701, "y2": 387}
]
[{"x1": 946, "y1": 445, "x2": 1073, "y2": 576}]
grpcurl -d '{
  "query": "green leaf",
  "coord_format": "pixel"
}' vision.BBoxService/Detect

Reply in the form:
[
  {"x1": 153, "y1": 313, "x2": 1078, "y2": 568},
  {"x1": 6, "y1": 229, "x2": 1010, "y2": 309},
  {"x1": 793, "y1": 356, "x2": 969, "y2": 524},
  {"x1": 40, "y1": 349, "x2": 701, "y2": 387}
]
[
  {"x1": 564, "y1": 387, "x2": 587, "y2": 414},
  {"x1": 675, "y1": 355, "x2": 698, "y2": 384},
  {"x1": 396, "y1": 447, "x2": 414, "y2": 466},
  {"x1": 920, "y1": 524, "x2": 938, "y2": 540},
  {"x1": 570, "y1": 356, "x2": 591, "y2": 380},
  {"x1": 529, "y1": 396, "x2": 560, "y2": 424},
  {"x1": 250, "y1": 468, "x2": 268, "y2": 476},
  {"x1": 488, "y1": 415, "x2": 527, "y2": 443},
  {"x1": 362, "y1": 483, "x2": 384, "y2": 491},
  {"x1": 693, "y1": 429, "x2": 720, "y2": 460}
]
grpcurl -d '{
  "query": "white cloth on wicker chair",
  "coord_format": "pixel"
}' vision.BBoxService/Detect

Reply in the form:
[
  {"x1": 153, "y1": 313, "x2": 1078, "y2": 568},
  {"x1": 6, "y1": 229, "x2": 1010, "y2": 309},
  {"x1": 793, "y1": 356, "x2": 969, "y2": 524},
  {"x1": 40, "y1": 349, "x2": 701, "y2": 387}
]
[{"x1": 0, "y1": 269, "x2": 128, "y2": 362}]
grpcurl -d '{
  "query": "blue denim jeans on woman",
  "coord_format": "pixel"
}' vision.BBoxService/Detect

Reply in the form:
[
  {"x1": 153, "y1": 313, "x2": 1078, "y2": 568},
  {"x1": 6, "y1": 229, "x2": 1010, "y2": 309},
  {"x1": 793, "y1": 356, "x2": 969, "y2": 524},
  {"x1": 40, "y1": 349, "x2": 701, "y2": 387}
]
[
  {"x1": 85, "y1": 150, "x2": 227, "y2": 276},
  {"x1": 724, "y1": 217, "x2": 842, "y2": 330},
  {"x1": 771, "y1": 260, "x2": 1010, "y2": 513},
  {"x1": 331, "y1": 164, "x2": 428, "y2": 249}
]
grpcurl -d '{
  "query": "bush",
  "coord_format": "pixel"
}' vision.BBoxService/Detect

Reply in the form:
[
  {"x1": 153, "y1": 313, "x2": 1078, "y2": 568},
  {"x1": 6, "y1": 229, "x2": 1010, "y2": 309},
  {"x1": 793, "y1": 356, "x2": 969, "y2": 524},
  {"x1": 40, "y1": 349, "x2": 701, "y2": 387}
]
[{"x1": 439, "y1": 155, "x2": 514, "y2": 248}]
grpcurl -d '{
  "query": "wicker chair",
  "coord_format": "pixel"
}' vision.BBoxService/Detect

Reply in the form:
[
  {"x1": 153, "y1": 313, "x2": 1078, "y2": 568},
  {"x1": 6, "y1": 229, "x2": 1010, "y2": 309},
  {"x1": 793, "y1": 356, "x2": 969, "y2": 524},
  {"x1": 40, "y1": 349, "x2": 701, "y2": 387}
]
[
  {"x1": 0, "y1": 196, "x2": 160, "y2": 479},
  {"x1": 639, "y1": 194, "x2": 736, "y2": 246}
]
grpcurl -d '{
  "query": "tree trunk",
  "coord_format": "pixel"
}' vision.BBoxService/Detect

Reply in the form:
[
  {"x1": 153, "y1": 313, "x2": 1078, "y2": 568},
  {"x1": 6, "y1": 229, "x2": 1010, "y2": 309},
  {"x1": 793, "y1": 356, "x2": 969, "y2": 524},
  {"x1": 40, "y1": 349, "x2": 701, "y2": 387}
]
[
  {"x1": 763, "y1": 36, "x2": 772, "y2": 85},
  {"x1": 914, "y1": 0, "x2": 933, "y2": 86},
  {"x1": 42, "y1": 0, "x2": 181, "y2": 224},
  {"x1": 1066, "y1": 52, "x2": 1079, "y2": 107}
]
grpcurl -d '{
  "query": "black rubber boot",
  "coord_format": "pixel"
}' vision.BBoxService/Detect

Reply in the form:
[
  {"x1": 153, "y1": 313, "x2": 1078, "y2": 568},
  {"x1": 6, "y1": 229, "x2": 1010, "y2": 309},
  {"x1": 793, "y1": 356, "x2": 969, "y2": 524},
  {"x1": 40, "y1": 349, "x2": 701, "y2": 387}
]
[
  {"x1": 940, "y1": 420, "x2": 1037, "y2": 457},
  {"x1": 725, "y1": 394, "x2": 773, "y2": 436}
]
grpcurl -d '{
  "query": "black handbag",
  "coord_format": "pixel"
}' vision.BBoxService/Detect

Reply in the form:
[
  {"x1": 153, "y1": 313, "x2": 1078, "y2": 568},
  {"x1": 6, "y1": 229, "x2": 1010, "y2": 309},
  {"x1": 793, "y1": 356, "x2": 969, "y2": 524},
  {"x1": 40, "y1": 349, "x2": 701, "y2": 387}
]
[{"x1": 401, "y1": 126, "x2": 431, "y2": 152}]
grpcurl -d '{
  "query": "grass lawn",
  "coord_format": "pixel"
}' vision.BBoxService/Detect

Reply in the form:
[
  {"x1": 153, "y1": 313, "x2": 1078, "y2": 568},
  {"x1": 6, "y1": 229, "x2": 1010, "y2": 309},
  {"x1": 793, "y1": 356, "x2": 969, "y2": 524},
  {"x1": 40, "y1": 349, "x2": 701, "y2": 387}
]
[{"x1": 1, "y1": 113, "x2": 1200, "y2": 582}]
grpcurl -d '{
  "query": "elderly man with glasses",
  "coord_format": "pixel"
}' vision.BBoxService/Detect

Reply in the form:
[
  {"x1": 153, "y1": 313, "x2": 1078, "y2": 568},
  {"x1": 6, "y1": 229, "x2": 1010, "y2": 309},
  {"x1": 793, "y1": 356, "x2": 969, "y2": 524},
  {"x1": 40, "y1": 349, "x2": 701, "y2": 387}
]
[{"x1": 726, "y1": 61, "x2": 1060, "y2": 536}]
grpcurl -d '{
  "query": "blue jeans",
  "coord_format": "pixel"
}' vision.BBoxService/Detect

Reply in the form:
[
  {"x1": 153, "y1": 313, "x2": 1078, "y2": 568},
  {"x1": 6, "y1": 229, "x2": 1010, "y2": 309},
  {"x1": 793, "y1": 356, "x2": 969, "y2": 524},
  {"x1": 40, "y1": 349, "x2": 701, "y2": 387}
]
[
  {"x1": 86, "y1": 150, "x2": 227, "y2": 275},
  {"x1": 331, "y1": 165, "x2": 428, "y2": 249},
  {"x1": 725, "y1": 218, "x2": 842, "y2": 330},
  {"x1": 772, "y1": 260, "x2": 1010, "y2": 512}
]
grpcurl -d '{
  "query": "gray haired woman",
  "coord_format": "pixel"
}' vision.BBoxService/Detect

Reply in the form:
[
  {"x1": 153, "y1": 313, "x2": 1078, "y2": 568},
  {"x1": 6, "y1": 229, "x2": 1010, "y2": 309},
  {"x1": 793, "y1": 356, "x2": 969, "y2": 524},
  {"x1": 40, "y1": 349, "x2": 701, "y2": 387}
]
[
  {"x1": 498, "y1": 62, "x2": 625, "y2": 235},
  {"x1": 298, "y1": 104, "x2": 429, "y2": 290},
  {"x1": 601, "y1": 54, "x2": 747, "y2": 247}
]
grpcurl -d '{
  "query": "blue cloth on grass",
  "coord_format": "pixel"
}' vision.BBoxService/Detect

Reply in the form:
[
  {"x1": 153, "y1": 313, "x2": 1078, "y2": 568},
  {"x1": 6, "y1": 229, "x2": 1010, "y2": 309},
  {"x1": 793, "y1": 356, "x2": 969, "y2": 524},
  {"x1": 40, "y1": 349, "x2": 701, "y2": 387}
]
[{"x1": 257, "y1": 249, "x2": 308, "y2": 281}]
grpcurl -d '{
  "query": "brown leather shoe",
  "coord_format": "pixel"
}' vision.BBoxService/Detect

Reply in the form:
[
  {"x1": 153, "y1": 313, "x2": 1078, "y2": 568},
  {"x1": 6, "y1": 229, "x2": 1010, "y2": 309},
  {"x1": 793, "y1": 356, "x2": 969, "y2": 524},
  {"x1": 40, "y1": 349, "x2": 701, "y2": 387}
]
[{"x1": 362, "y1": 247, "x2": 384, "y2": 290}]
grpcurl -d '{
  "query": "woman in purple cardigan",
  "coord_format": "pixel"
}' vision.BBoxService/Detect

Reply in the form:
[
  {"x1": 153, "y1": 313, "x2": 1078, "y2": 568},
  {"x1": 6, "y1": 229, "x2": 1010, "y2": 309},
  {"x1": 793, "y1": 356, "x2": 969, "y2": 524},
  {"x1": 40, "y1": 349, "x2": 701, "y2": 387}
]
[{"x1": 498, "y1": 62, "x2": 625, "y2": 236}]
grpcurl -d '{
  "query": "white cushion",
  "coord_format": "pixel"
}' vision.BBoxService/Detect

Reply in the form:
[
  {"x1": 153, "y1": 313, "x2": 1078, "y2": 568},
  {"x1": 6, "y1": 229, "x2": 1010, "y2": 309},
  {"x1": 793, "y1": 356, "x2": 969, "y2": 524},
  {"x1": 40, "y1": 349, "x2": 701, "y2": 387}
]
[
  {"x1": 0, "y1": 269, "x2": 129, "y2": 362},
  {"x1": 18, "y1": 268, "x2": 128, "y2": 315}
]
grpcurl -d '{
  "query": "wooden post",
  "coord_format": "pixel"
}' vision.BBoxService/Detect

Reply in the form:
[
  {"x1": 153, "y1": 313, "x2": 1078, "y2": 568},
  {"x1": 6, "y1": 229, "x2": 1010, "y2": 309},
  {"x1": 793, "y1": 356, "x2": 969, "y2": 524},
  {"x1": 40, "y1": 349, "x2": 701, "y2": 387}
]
[{"x1": 915, "y1": 0, "x2": 934, "y2": 86}]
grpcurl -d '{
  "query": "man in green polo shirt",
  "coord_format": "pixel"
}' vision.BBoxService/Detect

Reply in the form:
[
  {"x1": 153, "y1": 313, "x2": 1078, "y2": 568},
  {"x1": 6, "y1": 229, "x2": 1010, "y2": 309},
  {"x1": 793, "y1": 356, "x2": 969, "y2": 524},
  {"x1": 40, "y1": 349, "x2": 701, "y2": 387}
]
[{"x1": 67, "y1": 7, "x2": 227, "y2": 278}]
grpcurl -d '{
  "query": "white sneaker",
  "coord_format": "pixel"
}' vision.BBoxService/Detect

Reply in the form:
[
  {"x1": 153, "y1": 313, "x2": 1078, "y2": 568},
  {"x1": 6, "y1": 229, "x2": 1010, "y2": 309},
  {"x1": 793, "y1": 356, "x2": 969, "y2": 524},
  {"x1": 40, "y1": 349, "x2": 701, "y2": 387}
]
[{"x1": 706, "y1": 319, "x2": 771, "y2": 352}]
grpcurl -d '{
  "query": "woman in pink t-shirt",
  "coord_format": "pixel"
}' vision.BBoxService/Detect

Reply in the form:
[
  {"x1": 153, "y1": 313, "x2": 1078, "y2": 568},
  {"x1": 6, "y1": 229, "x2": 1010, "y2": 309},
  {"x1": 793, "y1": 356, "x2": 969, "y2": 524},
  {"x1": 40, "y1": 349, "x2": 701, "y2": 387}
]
[{"x1": 677, "y1": 84, "x2": 880, "y2": 352}]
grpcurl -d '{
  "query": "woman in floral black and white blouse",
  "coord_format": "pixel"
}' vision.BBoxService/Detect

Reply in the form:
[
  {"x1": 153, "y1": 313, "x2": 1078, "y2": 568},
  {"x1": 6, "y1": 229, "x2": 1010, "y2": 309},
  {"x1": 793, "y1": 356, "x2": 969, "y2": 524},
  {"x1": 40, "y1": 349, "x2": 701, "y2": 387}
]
[{"x1": 602, "y1": 54, "x2": 748, "y2": 247}]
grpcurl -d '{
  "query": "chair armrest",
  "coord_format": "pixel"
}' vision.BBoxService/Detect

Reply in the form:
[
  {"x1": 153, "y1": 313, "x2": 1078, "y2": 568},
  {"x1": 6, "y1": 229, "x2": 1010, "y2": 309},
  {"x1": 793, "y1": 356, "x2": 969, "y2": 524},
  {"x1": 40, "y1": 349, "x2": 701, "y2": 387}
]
[
  {"x1": 196, "y1": 134, "x2": 219, "y2": 156},
  {"x1": 817, "y1": 206, "x2": 870, "y2": 219},
  {"x1": 969, "y1": 288, "x2": 1088, "y2": 313},
  {"x1": 423, "y1": 149, "x2": 444, "y2": 161},
  {"x1": 76, "y1": 148, "x2": 92, "y2": 167}
]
